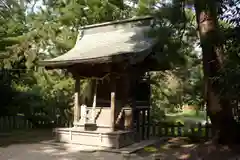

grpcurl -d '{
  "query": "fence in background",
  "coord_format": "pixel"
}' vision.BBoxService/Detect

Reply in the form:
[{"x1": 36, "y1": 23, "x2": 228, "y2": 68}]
[
  {"x1": 0, "y1": 115, "x2": 212, "y2": 141},
  {"x1": 0, "y1": 116, "x2": 73, "y2": 132},
  {"x1": 134, "y1": 107, "x2": 212, "y2": 140},
  {"x1": 137, "y1": 122, "x2": 212, "y2": 140}
]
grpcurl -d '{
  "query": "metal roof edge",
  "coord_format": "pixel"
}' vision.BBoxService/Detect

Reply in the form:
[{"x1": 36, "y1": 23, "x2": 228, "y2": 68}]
[
  {"x1": 38, "y1": 44, "x2": 156, "y2": 68},
  {"x1": 80, "y1": 16, "x2": 153, "y2": 30}
]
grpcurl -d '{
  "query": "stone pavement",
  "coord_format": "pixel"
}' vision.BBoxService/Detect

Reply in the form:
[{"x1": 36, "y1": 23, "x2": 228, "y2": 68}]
[
  {"x1": 0, "y1": 130, "x2": 162, "y2": 160},
  {"x1": 0, "y1": 141, "x2": 152, "y2": 160}
]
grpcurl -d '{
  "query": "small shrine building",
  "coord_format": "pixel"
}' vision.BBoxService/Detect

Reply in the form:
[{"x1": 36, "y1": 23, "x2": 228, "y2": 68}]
[{"x1": 39, "y1": 16, "x2": 161, "y2": 149}]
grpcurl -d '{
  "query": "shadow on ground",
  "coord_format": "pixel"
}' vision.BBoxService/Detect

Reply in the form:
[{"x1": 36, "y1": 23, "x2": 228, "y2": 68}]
[
  {"x1": 1, "y1": 130, "x2": 240, "y2": 160},
  {"x1": 135, "y1": 137, "x2": 240, "y2": 160},
  {"x1": 0, "y1": 129, "x2": 128, "y2": 160},
  {"x1": 0, "y1": 129, "x2": 55, "y2": 147}
]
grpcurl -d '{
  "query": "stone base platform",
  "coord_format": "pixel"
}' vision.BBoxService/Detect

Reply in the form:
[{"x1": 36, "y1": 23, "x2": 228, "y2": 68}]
[{"x1": 53, "y1": 128, "x2": 135, "y2": 149}]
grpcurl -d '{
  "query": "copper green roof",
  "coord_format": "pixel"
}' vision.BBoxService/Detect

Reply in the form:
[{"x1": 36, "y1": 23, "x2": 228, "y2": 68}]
[{"x1": 39, "y1": 16, "x2": 157, "y2": 68}]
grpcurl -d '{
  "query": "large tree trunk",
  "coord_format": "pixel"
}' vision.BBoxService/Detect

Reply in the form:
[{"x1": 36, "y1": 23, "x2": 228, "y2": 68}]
[{"x1": 194, "y1": 0, "x2": 238, "y2": 144}]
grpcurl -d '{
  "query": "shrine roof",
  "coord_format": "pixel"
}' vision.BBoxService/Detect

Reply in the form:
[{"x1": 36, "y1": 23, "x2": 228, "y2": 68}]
[{"x1": 39, "y1": 16, "x2": 157, "y2": 68}]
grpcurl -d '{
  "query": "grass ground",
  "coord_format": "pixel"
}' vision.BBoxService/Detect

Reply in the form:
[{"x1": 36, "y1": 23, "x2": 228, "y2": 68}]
[{"x1": 165, "y1": 110, "x2": 209, "y2": 125}]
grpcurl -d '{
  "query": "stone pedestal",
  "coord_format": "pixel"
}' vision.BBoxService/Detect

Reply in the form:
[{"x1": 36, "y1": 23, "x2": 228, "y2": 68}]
[
  {"x1": 54, "y1": 128, "x2": 135, "y2": 149},
  {"x1": 59, "y1": 105, "x2": 135, "y2": 149}
]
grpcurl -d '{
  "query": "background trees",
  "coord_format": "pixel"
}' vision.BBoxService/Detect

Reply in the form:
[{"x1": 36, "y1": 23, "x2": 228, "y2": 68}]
[
  {"x1": 0, "y1": 0, "x2": 133, "y2": 124},
  {"x1": 1, "y1": 0, "x2": 240, "y2": 143}
]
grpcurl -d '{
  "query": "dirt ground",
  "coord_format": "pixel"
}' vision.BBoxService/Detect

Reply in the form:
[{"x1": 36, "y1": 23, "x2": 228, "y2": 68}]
[
  {"x1": 1, "y1": 130, "x2": 240, "y2": 160},
  {"x1": 136, "y1": 137, "x2": 240, "y2": 160}
]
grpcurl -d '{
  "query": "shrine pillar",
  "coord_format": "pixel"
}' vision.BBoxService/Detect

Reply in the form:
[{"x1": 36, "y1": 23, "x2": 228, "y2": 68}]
[
  {"x1": 91, "y1": 79, "x2": 98, "y2": 123},
  {"x1": 74, "y1": 75, "x2": 80, "y2": 126},
  {"x1": 110, "y1": 75, "x2": 116, "y2": 132}
]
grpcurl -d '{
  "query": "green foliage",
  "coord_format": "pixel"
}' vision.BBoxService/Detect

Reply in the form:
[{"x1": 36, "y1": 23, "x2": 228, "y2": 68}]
[
  {"x1": 0, "y1": 70, "x2": 17, "y2": 115},
  {"x1": 1, "y1": 0, "x2": 239, "y2": 127},
  {"x1": 149, "y1": 4, "x2": 203, "y2": 121},
  {"x1": 215, "y1": 26, "x2": 240, "y2": 103},
  {"x1": 205, "y1": 2, "x2": 240, "y2": 122},
  {"x1": 0, "y1": 0, "x2": 133, "y2": 125}
]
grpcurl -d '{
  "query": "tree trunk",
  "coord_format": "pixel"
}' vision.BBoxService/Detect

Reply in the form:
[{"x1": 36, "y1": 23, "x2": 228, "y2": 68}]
[{"x1": 194, "y1": 0, "x2": 238, "y2": 144}]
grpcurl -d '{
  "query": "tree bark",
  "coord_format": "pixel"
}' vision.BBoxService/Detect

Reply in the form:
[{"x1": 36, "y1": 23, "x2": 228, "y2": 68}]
[{"x1": 194, "y1": 0, "x2": 238, "y2": 144}]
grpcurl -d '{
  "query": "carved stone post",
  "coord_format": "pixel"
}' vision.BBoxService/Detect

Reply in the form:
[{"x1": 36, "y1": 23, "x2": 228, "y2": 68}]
[
  {"x1": 123, "y1": 73, "x2": 133, "y2": 130},
  {"x1": 124, "y1": 106, "x2": 133, "y2": 130}
]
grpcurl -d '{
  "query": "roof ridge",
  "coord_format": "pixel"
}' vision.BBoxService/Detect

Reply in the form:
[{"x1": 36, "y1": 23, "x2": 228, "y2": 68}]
[{"x1": 80, "y1": 16, "x2": 153, "y2": 30}]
